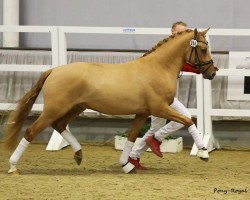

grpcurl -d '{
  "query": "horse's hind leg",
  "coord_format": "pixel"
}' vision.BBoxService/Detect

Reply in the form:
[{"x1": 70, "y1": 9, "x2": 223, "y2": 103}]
[
  {"x1": 52, "y1": 104, "x2": 86, "y2": 165},
  {"x1": 8, "y1": 112, "x2": 59, "y2": 174},
  {"x1": 120, "y1": 114, "x2": 149, "y2": 173}
]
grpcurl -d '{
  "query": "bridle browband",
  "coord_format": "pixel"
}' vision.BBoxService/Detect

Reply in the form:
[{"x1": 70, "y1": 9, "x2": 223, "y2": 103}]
[{"x1": 187, "y1": 31, "x2": 214, "y2": 74}]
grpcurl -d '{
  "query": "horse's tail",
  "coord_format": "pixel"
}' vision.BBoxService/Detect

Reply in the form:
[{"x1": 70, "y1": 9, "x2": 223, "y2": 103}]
[{"x1": 4, "y1": 69, "x2": 53, "y2": 151}]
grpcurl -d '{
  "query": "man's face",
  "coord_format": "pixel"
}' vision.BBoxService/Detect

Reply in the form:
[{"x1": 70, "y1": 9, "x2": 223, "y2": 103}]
[{"x1": 171, "y1": 25, "x2": 187, "y2": 35}]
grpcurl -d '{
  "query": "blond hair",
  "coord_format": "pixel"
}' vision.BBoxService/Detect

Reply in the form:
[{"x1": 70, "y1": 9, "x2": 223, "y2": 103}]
[{"x1": 171, "y1": 21, "x2": 187, "y2": 29}]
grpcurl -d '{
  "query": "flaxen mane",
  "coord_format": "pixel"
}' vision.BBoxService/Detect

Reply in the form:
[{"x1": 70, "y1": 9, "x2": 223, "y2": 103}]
[{"x1": 142, "y1": 29, "x2": 193, "y2": 57}]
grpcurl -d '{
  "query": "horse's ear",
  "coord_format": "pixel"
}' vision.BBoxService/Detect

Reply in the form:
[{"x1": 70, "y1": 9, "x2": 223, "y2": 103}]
[{"x1": 201, "y1": 28, "x2": 210, "y2": 36}]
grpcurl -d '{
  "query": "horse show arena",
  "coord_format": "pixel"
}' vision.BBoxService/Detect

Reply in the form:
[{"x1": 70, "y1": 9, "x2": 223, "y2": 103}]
[
  {"x1": 1, "y1": 1, "x2": 250, "y2": 200},
  {"x1": 0, "y1": 143, "x2": 249, "y2": 200}
]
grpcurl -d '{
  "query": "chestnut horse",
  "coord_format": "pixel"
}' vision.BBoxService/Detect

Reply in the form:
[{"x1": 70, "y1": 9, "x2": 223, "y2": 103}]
[{"x1": 4, "y1": 28, "x2": 217, "y2": 174}]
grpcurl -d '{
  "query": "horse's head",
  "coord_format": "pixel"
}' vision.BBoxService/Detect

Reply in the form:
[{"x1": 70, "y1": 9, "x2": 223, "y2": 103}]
[{"x1": 185, "y1": 28, "x2": 218, "y2": 80}]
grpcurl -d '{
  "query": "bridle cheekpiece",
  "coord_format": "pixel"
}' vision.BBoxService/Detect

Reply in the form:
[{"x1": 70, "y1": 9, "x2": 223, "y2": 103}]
[{"x1": 187, "y1": 30, "x2": 214, "y2": 74}]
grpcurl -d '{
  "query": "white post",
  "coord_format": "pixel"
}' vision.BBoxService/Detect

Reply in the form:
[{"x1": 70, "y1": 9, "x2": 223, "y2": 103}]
[
  {"x1": 196, "y1": 74, "x2": 204, "y2": 133},
  {"x1": 58, "y1": 27, "x2": 67, "y2": 65},
  {"x1": 190, "y1": 74, "x2": 204, "y2": 155},
  {"x1": 202, "y1": 34, "x2": 220, "y2": 152},
  {"x1": 51, "y1": 27, "x2": 59, "y2": 67},
  {"x1": 3, "y1": 0, "x2": 20, "y2": 47},
  {"x1": 46, "y1": 27, "x2": 69, "y2": 151}
]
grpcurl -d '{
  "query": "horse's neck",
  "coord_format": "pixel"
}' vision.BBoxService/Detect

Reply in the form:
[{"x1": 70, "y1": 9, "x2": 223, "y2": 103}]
[{"x1": 147, "y1": 33, "x2": 194, "y2": 76}]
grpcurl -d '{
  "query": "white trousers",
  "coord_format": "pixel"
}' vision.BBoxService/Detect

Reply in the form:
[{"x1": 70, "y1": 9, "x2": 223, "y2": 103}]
[{"x1": 129, "y1": 98, "x2": 192, "y2": 159}]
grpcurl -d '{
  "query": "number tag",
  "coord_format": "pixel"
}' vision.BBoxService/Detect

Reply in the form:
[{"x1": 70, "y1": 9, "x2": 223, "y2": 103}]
[{"x1": 190, "y1": 39, "x2": 198, "y2": 47}]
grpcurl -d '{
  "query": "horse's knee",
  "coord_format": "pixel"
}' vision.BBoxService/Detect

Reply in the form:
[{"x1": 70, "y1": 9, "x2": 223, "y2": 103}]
[
  {"x1": 185, "y1": 117, "x2": 194, "y2": 127},
  {"x1": 127, "y1": 131, "x2": 138, "y2": 142}
]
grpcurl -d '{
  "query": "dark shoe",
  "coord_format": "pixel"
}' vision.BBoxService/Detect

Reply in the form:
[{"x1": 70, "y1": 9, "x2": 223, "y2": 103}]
[{"x1": 146, "y1": 136, "x2": 163, "y2": 158}]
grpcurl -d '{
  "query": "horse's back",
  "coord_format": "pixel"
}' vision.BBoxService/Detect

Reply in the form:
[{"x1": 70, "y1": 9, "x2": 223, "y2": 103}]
[
  {"x1": 42, "y1": 60, "x2": 177, "y2": 115},
  {"x1": 42, "y1": 62, "x2": 150, "y2": 114}
]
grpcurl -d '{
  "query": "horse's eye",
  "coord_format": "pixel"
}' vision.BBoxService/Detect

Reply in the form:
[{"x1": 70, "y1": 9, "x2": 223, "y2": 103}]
[{"x1": 201, "y1": 48, "x2": 207, "y2": 54}]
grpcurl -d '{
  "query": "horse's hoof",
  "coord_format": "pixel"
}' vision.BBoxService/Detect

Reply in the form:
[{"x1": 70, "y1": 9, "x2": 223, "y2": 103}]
[
  {"x1": 197, "y1": 148, "x2": 209, "y2": 162},
  {"x1": 128, "y1": 167, "x2": 137, "y2": 174},
  {"x1": 8, "y1": 165, "x2": 19, "y2": 175},
  {"x1": 122, "y1": 162, "x2": 135, "y2": 174},
  {"x1": 200, "y1": 157, "x2": 209, "y2": 162},
  {"x1": 74, "y1": 155, "x2": 82, "y2": 165},
  {"x1": 8, "y1": 170, "x2": 20, "y2": 175},
  {"x1": 74, "y1": 150, "x2": 83, "y2": 165}
]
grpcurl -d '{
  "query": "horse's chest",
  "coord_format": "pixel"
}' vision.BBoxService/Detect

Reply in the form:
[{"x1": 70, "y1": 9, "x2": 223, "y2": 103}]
[
  {"x1": 151, "y1": 79, "x2": 177, "y2": 100},
  {"x1": 156, "y1": 78, "x2": 176, "y2": 92}
]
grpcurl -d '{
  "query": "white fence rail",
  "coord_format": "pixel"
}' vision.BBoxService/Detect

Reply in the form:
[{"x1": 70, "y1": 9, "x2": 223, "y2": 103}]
[
  {"x1": 0, "y1": 25, "x2": 58, "y2": 112},
  {"x1": 1, "y1": 26, "x2": 250, "y2": 152}
]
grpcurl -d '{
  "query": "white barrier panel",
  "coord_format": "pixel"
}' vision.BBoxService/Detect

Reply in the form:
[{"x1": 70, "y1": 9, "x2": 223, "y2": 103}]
[
  {"x1": 202, "y1": 30, "x2": 250, "y2": 152},
  {"x1": 203, "y1": 69, "x2": 250, "y2": 151}
]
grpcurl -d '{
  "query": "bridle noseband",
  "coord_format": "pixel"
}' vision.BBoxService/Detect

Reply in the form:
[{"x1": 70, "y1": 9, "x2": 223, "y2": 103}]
[{"x1": 187, "y1": 32, "x2": 214, "y2": 74}]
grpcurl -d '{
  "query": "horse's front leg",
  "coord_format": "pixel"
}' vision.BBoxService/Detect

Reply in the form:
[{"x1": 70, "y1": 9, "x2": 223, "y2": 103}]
[
  {"x1": 120, "y1": 114, "x2": 149, "y2": 173},
  {"x1": 152, "y1": 103, "x2": 193, "y2": 127},
  {"x1": 148, "y1": 103, "x2": 208, "y2": 160},
  {"x1": 52, "y1": 104, "x2": 86, "y2": 165}
]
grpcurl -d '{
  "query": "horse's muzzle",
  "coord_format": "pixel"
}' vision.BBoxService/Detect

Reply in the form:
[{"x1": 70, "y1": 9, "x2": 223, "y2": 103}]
[
  {"x1": 203, "y1": 64, "x2": 218, "y2": 80},
  {"x1": 209, "y1": 72, "x2": 216, "y2": 80},
  {"x1": 203, "y1": 72, "x2": 216, "y2": 80}
]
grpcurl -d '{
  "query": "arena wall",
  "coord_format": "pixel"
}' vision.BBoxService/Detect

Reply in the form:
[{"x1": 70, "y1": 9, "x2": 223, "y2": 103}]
[{"x1": 1, "y1": 0, "x2": 248, "y2": 51}]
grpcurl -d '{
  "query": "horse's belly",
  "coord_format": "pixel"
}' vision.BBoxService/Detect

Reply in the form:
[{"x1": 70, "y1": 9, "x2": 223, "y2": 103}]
[{"x1": 85, "y1": 97, "x2": 147, "y2": 115}]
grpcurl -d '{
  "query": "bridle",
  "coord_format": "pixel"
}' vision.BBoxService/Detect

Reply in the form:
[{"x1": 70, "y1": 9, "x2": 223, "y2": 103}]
[{"x1": 187, "y1": 31, "x2": 214, "y2": 74}]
